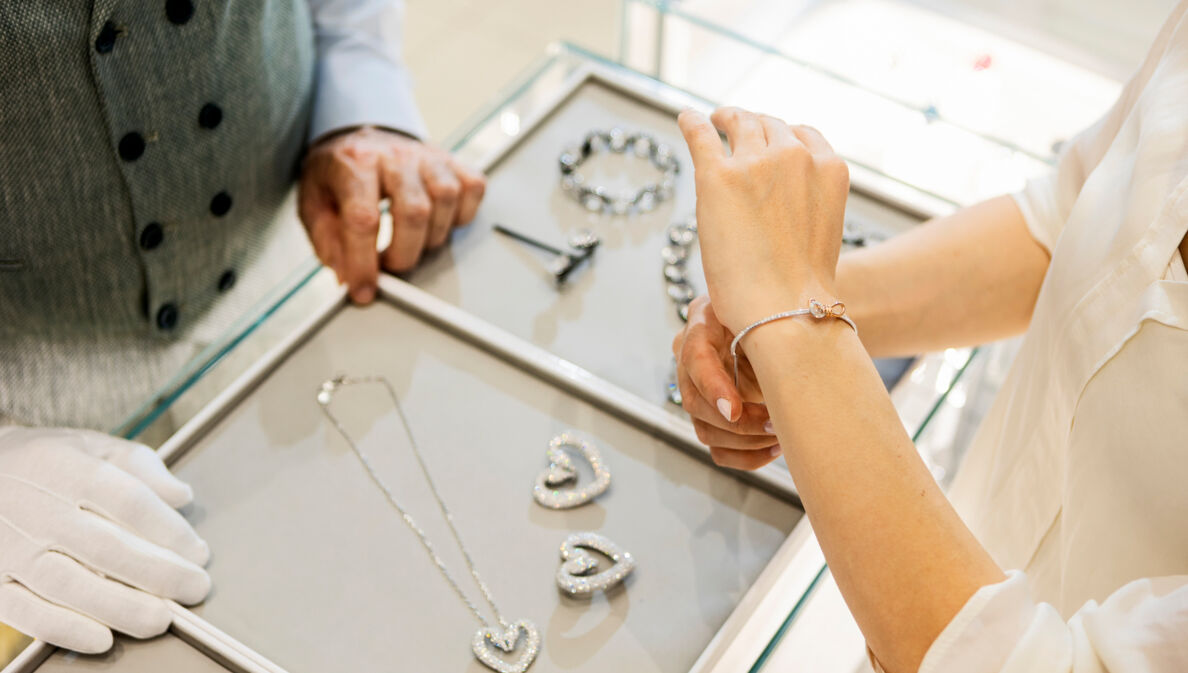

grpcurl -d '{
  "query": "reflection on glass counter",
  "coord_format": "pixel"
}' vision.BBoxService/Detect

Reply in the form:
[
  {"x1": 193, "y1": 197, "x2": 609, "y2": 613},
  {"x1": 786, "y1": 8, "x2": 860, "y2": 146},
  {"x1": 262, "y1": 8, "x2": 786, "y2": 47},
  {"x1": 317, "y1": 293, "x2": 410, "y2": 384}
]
[{"x1": 620, "y1": 0, "x2": 1170, "y2": 205}]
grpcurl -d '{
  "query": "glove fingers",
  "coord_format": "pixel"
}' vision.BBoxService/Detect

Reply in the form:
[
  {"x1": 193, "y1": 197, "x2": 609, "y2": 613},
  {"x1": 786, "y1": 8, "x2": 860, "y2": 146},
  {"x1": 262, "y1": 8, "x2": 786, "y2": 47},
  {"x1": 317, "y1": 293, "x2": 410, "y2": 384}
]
[
  {"x1": 78, "y1": 461, "x2": 209, "y2": 567},
  {"x1": 23, "y1": 552, "x2": 171, "y2": 640},
  {"x1": 57, "y1": 514, "x2": 211, "y2": 606},
  {"x1": 0, "y1": 580, "x2": 113, "y2": 654},
  {"x1": 72, "y1": 431, "x2": 195, "y2": 509}
]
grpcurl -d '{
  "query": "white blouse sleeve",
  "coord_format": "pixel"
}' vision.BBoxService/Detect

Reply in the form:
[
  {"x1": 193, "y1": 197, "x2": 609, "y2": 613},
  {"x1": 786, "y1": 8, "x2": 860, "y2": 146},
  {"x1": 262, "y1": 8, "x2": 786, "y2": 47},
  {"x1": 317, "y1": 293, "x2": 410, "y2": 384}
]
[
  {"x1": 1012, "y1": 1, "x2": 1188, "y2": 253},
  {"x1": 305, "y1": 0, "x2": 428, "y2": 143},
  {"x1": 916, "y1": 571, "x2": 1188, "y2": 673}
]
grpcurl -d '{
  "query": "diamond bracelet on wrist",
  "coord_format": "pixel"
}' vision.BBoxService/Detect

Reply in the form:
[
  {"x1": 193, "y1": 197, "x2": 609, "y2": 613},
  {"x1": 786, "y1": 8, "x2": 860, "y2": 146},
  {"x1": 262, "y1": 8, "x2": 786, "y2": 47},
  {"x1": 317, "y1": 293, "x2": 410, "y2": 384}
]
[
  {"x1": 558, "y1": 128, "x2": 680, "y2": 215},
  {"x1": 729, "y1": 300, "x2": 858, "y2": 385}
]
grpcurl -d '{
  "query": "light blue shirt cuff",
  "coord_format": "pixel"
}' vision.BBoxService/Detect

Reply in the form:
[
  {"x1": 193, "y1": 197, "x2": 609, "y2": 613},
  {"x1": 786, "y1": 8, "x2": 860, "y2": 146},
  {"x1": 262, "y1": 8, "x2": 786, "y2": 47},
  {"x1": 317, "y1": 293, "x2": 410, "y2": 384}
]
[{"x1": 308, "y1": 37, "x2": 427, "y2": 144}]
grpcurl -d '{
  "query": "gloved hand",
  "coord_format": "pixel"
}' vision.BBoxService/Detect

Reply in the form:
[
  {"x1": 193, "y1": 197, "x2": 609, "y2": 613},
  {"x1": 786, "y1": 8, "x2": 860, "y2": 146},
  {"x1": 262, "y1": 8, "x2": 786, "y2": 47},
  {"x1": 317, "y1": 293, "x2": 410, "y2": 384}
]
[{"x1": 0, "y1": 427, "x2": 210, "y2": 654}]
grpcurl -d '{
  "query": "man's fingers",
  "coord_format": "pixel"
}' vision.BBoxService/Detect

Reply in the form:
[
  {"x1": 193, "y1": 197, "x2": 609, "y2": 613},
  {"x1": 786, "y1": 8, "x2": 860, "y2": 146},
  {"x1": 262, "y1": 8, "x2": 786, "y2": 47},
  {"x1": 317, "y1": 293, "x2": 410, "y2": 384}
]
[
  {"x1": 297, "y1": 177, "x2": 343, "y2": 274},
  {"x1": 710, "y1": 106, "x2": 766, "y2": 155},
  {"x1": 74, "y1": 433, "x2": 194, "y2": 509},
  {"x1": 22, "y1": 553, "x2": 171, "y2": 640},
  {"x1": 326, "y1": 160, "x2": 381, "y2": 303},
  {"x1": 420, "y1": 158, "x2": 461, "y2": 249},
  {"x1": 709, "y1": 445, "x2": 783, "y2": 472},
  {"x1": 449, "y1": 157, "x2": 486, "y2": 226},
  {"x1": 77, "y1": 461, "x2": 209, "y2": 567},
  {"x1": 57, "y1": 514, "x2": 211, "y2": 605},
  {"x1": 677, "y1": 110, "x2": 726, "y2": 167},
  {"x1": 0, "y1": 581, "x2": 113, "y2": 654},
  {"x1": 380, "y1": 158, "x2": 432, "y2": 273},
  {"x1": 693, "y1": 420, "x2": 778, "y2": 451}
]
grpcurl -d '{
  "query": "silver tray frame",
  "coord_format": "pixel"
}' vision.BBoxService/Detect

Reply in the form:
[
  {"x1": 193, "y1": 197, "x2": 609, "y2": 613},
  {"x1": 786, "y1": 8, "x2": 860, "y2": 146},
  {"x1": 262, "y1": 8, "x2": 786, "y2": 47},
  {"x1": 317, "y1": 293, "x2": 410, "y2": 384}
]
[{"x1": 4, "y1": 63, "x2": 951, "y2": 673}]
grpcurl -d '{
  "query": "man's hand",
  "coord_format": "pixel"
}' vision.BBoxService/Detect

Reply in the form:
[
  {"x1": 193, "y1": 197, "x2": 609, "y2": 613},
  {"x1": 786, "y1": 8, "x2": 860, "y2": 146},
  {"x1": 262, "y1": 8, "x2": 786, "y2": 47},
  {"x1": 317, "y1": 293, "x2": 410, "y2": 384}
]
[
  {"x1": 672, "y1": 295, "x2": 779, "y2": 470},
  {"x1": 0, "y1": 427, "x2": 210, "y2": 654},
  {"x1": 298, "y1": 126, "x2": 486, "y2": 303}
]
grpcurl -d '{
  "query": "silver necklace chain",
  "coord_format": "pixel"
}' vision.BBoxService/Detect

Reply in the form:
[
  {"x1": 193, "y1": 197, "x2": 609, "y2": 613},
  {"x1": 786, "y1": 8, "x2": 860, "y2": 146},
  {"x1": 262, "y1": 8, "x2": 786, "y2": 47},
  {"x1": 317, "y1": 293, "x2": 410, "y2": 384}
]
[{"x1": 316, "y1": 374, "x2": 509, "y2": 631}]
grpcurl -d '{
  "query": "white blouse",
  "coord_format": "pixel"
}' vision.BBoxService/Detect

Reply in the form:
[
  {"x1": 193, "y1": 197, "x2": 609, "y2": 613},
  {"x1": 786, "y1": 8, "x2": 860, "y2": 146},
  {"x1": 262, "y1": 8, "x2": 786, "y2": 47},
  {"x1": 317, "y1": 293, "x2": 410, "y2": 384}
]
[{"x1": 918, "y1": 3, "x2": 1188, "y2": 671}]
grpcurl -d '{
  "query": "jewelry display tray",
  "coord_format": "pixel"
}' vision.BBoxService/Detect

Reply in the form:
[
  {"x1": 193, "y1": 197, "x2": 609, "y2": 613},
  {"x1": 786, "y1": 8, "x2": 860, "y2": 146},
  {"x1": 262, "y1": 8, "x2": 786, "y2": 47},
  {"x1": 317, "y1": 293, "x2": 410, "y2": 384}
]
[
  {"x1": 10, "y1": 278, "x2": 805, "y2": 673},
  {"x1": 27, "y1": 634, "x2": 231, "y2": 673},
  {"x1": 409, "y1": 68, "x2": 926, "y2": 443}
]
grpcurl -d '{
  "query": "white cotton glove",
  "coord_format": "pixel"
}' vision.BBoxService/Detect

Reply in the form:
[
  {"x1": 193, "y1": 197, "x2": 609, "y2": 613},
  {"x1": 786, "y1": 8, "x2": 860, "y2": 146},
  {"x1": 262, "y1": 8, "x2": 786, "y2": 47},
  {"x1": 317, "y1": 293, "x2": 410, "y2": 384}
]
[{"x1": 0, "y1": 426, "x2": 211, "y2": 654}]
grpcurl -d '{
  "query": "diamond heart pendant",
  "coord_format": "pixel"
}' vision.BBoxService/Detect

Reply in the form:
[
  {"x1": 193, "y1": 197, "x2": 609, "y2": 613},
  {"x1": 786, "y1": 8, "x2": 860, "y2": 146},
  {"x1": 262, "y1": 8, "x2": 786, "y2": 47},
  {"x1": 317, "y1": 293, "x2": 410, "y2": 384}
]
[
  {"x1": 532, "y1": 433, "x2": 610, "y2": 509},
  {"x1": 556, "y1": 532, "x2": 636, "y2": 597},
  {"x1": 472, "y1": 620, "x2": 540, "y2": 673}
]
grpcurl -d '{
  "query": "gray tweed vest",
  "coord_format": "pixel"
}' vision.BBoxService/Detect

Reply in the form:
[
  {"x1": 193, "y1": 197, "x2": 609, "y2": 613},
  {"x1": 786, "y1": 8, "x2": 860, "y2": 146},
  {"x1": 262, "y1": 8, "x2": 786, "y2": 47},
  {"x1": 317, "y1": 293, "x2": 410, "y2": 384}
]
[{"x1": 0, "y1": 0, "x2": 314, "y2": 338}]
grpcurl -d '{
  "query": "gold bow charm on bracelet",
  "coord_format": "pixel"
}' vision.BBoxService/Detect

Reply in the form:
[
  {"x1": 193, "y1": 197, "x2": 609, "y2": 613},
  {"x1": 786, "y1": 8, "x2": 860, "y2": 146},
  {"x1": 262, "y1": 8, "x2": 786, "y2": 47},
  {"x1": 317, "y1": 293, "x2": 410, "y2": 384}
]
[{"x1": 808, "y1": 299, "x2": 847, "y2": 319}]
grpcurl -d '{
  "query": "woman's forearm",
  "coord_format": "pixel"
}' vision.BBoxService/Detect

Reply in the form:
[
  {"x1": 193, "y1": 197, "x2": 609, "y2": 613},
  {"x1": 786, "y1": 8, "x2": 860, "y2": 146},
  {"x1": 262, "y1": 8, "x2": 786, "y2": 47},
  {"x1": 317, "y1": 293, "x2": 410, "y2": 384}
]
[
  {"x1": 838, "y1": 195, "x2": 1050, "y2": 358},
  {"x1": 747, "y1": 316, "x2": 1004, "y2": 673}
]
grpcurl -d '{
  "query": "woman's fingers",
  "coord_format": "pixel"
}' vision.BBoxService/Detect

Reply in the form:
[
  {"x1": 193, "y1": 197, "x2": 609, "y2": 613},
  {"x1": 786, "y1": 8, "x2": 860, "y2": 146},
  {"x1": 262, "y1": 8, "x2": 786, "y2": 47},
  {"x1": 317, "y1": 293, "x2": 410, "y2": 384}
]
[
  {"x1": 790, "y1": 124, "x2": 836, "y2": 155},
  {"x1": 677, "y1": 110, "x2": 726, "y2": 166},
  {"x1": 679, "y1": 299, "x2": 744, "y2": 421},
  {"x1": 759, "y1": 115, "x2": 798, "y2": 148},
  {"x1": 710, "y1": 445, "x2": 783, "y2": 471},
  {"x1": 694, "y1": 420, "x2": 778, "y2": 450},
  {"x1": 678, "y1": 364, "x2": 771, "y2": 435},
  {"x1": 674, "y1": 297, "x2": 773, "y2": 435},
  {"x1": 711, "y1": 107, "x2": 766, "y2": 154}
]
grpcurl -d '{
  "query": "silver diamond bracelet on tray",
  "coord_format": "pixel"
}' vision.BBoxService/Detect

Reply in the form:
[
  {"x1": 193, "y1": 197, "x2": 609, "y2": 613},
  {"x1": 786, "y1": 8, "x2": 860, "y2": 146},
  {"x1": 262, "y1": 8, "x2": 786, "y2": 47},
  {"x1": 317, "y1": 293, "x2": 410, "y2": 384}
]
[{"x1": 558, "y1": 128, "x2": 680, "y2": 215}]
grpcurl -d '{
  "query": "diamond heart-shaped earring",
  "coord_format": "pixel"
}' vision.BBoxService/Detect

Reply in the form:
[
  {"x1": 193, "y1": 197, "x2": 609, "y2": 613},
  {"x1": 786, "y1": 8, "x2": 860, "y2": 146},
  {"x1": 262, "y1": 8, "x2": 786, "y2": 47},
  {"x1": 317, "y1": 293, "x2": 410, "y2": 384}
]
[
  {"x1": 532, "y1": 433, "x2": 610, "y2": 509},
  {"x1": 555, "y1": 532, "x2": 636, "y2": 597},
  {"x1": 471, "y1": 620, "x2": 540, "y2": 673}
]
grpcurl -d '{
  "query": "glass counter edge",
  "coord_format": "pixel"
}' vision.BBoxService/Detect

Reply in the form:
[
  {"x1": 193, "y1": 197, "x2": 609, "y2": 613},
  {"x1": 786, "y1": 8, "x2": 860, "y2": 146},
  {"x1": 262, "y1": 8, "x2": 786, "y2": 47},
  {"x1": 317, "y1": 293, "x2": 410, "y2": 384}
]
[
  {"x1": 112, "y1": 258, "x2": 322, "y2": 440},
  {"x1": 619, "y1": 0, "x2": 1056, "y2": 167}
]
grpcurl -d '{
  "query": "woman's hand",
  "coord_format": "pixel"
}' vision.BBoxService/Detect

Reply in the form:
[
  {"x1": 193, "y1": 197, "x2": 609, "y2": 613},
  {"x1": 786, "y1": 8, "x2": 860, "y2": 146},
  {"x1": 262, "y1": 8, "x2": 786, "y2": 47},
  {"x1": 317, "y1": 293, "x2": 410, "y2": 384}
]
[
  {"x1": 677, "y1": 107, "x2": 850, "y2": 334},
  {"x1": 671, "y1": 296, "x2": 779, "y2": 470}
]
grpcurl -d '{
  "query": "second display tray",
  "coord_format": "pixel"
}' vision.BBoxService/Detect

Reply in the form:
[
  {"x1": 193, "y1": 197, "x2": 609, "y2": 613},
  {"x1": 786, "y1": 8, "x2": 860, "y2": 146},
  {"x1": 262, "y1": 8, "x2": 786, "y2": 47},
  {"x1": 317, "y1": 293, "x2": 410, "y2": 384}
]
[{"x1": 154, "y1": 280, "x2": 803, "y2": 673}]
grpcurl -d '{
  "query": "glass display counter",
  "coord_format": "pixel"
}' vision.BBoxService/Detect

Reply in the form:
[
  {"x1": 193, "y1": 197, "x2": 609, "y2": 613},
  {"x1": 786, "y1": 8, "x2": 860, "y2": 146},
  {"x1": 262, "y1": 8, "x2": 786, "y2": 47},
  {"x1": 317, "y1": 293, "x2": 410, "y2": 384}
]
[{"x1": 7, "y1": 39, "x2": 1026, "y2": 673}]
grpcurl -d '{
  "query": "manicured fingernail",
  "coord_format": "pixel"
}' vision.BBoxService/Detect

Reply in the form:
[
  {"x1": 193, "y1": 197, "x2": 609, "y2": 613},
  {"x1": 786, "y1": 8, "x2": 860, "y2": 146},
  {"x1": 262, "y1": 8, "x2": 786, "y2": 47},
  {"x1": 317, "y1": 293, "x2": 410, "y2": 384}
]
[
  {"x1": 763, "y1": 421, "x2": 775, "y2": 434},
  {"x1": 352, "y1": 285, "x2": 376, "y2": 304},
  {"x1": 770, "y1": 444, "x2": 782, "y2": 457},
  {"x1": 716, "y1": 398, "x2": 732, "y2": 421}
]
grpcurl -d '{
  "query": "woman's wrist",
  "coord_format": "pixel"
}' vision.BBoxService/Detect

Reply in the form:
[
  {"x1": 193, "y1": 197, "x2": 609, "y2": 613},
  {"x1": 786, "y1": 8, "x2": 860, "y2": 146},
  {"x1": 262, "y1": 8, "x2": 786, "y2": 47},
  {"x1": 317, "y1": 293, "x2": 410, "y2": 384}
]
[
  {"x1": 742, "y1": 307, "x2": 864, "y2": 379},
  {"x1": 719, "y1": 277, "x2": 839, "y2": 335}
]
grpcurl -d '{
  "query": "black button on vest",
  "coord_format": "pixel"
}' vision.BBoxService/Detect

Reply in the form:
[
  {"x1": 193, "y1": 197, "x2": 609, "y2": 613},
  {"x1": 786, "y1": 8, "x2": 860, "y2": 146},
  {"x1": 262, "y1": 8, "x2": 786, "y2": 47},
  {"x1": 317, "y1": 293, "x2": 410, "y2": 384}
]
[
  {"x1": 139, "y1": 223, "x2": 164, "y2": 250},
  {"x1": 198, "y1": 103, "x2": 222, "y2": 129},
  {"x1": 217, "y1": 269, "x2": 237, "y2": 292},
  {"x1": 156, "y1": 303, "x2": 179, "y2": 331},
  {"x1": 118, "y1": 132, "x2": 145, "y2": 161},
  {"x1": 210, "y1": 191, "x2": 232, "y2": 217},
  {"x1": 165, "y1": 0, "x2": 195, "y2": 25},
  {"x1": 95, "y1": 22, "x2": 118, "y2": 54}
]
